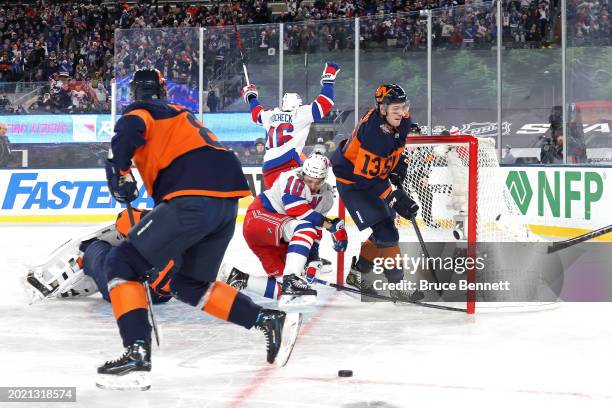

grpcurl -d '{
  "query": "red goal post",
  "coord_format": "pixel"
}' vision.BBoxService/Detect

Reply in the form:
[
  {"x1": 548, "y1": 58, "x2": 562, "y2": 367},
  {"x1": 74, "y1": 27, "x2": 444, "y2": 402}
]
[{"x1": 336, "y1": 134, "x2": 539, "y2": 314}]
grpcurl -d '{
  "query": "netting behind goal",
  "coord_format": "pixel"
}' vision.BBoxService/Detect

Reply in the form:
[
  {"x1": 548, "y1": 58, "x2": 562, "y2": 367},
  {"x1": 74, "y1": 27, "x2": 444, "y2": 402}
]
[
  {"x1": 399, "y1": 135, "x2": 556, "y2": 313},
  {"x1": 401, "y1": 135, "x2": 532, "y2": 244}
]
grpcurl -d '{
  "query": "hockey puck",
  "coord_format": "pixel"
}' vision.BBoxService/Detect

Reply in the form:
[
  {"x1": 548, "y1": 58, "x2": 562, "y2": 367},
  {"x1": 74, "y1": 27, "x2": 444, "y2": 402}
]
[{"x1": 338, "y1": 370, "x2": 353, "y2": 377}]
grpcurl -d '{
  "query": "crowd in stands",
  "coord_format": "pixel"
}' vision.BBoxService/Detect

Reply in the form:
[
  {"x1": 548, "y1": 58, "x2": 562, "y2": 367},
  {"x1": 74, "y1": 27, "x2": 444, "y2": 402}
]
[
  {"x1": 0, "y1": 0, "x2": 608, "y2": 167},
  {"x1": 0, "y1": 0, "x2": 607, "y2": 112},
  {"x1": 567, "y1": 0, "x2": 610, "y2": 45}
]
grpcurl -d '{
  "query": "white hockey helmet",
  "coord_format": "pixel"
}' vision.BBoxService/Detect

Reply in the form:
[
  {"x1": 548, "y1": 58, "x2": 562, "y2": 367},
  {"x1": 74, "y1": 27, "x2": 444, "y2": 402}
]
[
  {"x1": 281, "y1": 92, "x2": 302, "y2": 111},
  {"x1": 301, "y1": 152, "x2": 330, "y2": 180}
]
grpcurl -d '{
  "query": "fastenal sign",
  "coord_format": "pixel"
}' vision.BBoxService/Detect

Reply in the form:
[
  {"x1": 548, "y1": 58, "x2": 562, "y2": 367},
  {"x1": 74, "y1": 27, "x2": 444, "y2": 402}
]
[
  {"x1": 505, "y1": 167, "x2": 608, "y2": 228},
  {"x1": 0, "y1": 168, "x2": 267, "y2": 222}
]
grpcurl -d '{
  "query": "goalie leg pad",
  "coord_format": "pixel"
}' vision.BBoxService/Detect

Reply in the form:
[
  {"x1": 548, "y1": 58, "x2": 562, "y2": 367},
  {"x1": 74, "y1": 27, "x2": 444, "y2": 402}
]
[{"x1": 24, "y1": 222, "x2": 125, "y2": 303}]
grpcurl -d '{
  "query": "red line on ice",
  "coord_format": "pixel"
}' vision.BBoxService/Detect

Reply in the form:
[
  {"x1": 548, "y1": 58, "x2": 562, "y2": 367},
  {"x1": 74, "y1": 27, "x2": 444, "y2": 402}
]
[{"x1": 227, "y1": 292, "x2": 340, "y2": 408}]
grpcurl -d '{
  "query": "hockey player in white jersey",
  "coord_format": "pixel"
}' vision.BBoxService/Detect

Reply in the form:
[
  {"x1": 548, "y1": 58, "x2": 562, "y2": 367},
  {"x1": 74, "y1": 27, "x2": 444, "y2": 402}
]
[
  {"x1": 226, "y1": 153, "x2": 347, "y2": 305},
  {"x1": 241, "y1": 62, "x2": 339, "y2": 189}
]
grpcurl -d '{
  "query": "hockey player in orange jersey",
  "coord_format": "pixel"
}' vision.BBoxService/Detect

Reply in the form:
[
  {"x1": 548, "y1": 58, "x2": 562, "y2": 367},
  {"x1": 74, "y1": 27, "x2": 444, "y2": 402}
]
[
  {"x1": 97, "y1": 69, "x2": 301, "y2": 391},
  {"x1": 331, "y1": 84, "x2": 423, "y2": 302}
]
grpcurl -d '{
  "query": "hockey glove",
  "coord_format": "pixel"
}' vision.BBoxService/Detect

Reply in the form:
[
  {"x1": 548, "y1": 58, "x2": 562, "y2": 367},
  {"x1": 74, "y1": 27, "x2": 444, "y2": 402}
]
[
  {"x1": 303, "y1": 260, "x2": 322, "y2": 283},
  {"x1": 384, "y1": 189, "x2": 419, "y2": 220},
  {"x1": 241, "y1": 84, "x2": 258, "y2": 103},
  {"x1": 325, "y1": 217, "x2": 348, "y2": 252},
  {"x1": 389, "y1": 153, "x2": 408, "y2": 188},
  {"x1": 105, "y1": 159, "x2": 138, "y2": 204},
  {"x1": 320, "y1": 62, "x2": 340, "y2": 86}
]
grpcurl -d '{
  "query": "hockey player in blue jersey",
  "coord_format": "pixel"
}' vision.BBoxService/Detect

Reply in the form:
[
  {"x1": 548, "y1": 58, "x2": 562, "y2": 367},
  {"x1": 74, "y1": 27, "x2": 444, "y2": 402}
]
[
  {"x1": 97, "y1": 69, "x2": 301, "y2": 390},
  {"x1": 331, "y1": 84, "x2": 423, "y2": 302}
]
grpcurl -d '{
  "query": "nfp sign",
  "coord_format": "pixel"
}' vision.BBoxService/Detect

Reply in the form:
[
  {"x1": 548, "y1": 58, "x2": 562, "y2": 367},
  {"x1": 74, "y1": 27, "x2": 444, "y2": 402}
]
[{"x1": 506, "y1": 168, "x2": 605, "y2": 223}]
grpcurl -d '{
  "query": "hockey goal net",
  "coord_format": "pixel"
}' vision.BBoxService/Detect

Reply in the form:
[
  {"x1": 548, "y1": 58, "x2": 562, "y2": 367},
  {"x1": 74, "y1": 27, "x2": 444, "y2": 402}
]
[
  {"x1": 401, "y1": 135, "x2": 530, "y2": 244},
  {"x1": 399, "y1": 135, "x2": 553, "y2": 313}
]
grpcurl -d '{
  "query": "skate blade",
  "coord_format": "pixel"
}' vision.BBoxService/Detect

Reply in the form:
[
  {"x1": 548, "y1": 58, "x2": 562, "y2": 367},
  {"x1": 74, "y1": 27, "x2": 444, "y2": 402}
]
[
  {"x1": 96, "y1": 371, "x2": 151, "y2": 391},
  {"x1": 278, "y1": 294, "x2": 317, "y2": 308},
  {"x1": 275, "y1": 312, "x2": 302, "y2": 367}
]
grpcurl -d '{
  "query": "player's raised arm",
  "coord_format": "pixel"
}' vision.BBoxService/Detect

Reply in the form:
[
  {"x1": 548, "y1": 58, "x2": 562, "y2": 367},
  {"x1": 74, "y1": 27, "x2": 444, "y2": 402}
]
[
  {"x1": 242, "y1": 84, "x2": 264, "y2": 125},
  {"x1": 309, "y1": 62, "x2": 339, "y2": 122}
]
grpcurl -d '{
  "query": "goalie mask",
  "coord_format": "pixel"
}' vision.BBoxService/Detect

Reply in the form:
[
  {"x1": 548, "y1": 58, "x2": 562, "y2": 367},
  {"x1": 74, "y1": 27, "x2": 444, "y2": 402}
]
[
  {"x1": 129, "y1": 69, "x2": 168, "y2": 101},
  {"x1": 281, "y1": 93, "x2": 302, "y2": 112}
]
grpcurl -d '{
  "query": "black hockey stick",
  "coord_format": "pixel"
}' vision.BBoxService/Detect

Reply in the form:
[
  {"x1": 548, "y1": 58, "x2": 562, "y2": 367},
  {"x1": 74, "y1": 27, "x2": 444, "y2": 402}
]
[
  {"x1": 233, "y1": 22, "x2": 250, "y2": 85},
  {"x1": 409, "y1": 214, "x2": 443, "y2": 296},
  {"x1": 107, "y1": 149, "x2": 160, "y2": 345},
  {"x1": 547, "y1": 224, "x2": 612, "y2": 254},
  {"x1": 126, "y1": 204, "x2": 161, "y2": 347},
  {"x1": 313, "y1": 277, "x2": 467, "y2": 313}
]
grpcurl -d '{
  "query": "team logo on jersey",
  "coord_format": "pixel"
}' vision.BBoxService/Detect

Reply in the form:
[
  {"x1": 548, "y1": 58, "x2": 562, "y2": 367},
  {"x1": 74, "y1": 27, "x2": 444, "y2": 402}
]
[
  {"x1": 380, "y1": 123, "x2": 393, "y2": 134},
  {"x1": 266, "y1": 227, "x2": 273, "y2": 235}
]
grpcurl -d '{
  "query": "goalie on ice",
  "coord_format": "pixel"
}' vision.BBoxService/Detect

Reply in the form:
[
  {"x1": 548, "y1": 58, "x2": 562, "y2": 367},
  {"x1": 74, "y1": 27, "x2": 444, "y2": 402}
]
[{"x1": 23, "y1": 209, "x2": 174, "y2": 306}]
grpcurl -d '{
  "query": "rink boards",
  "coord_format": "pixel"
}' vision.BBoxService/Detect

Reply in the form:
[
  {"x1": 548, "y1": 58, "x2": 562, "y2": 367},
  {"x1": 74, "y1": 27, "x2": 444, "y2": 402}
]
[{"x1": 0, "y1": 166, "x2": 611, "y2": 240}]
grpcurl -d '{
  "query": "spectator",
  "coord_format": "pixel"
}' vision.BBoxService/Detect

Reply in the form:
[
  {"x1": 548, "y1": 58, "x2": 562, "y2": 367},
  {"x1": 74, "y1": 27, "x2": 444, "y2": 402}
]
[
  {"x1": 207, "y1": 90, "x2": 219, "y2": 112},
  {"x1": 0, "y1": 0, "x2": 602, "y2": 118},
  {"x1": 251, "y1": 138, "x2": 265, "y2": 164},
  {"x1": 0, "y1": 122, "x2": 10, "y2": 167},
  {"x1": 540, "y1": 130, "x2": 564, "y2": 164}
]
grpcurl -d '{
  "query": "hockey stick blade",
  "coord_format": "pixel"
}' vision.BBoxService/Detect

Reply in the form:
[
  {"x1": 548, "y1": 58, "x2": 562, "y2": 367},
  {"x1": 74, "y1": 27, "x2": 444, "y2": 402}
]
[{"x1": 313, "y1": 278, "x2": 467, "y2": 313}]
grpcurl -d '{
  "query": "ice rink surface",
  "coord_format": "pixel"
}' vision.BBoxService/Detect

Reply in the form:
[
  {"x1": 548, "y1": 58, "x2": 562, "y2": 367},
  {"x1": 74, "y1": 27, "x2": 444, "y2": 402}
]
[{"x1": 1, "y1": 224, "x2": 611, "y2": 408}]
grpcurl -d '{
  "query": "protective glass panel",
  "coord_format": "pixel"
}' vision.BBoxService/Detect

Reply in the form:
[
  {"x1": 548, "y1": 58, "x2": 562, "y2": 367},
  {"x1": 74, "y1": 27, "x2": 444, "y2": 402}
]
[
  {"x1": 358, "y1": 12, "x2": 427, "y2": 133},
  {"x1": 501, "y1": 0, "x2": 562, "y2": 165},
  {"x1": 282, "y1": 18, "x2": 355, "y2": 158},
  {"x1": 566, "y1": 1, "x2": 611, "y2": 164},
  {"x1": 114, "y1": 28, "x2": 200, "y2": 114},
  {"x1": 431, "y1": 4, "x2": 498, "y2": 137},
  {"x1": 202, "y1": 23, "x2": 280, "y2": 164}
]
